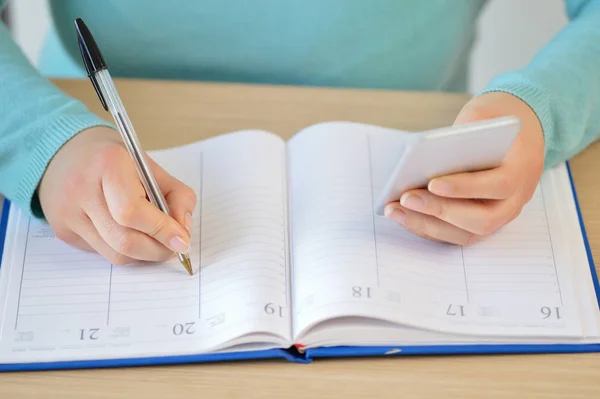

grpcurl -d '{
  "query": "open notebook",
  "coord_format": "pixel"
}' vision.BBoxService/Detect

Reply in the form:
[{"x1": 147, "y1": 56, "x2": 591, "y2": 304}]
[{"x1": 1, "y1": 122, "x2": 599, "y2": 371}]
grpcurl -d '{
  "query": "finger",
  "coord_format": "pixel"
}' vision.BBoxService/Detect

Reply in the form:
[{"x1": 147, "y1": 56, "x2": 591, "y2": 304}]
[
  {"x1": 51, "y1": 225, "x2": 95, "y2": 252},
  {"x1": 84, "y1": 196, "x2": 176, "y2": 263},
  {"x1": 101, "y1": 154, "x2": 191, "y2": 254},
  {"x1": 71, "y1": 214, "x2": 138, "y2": 266},
  {"x1": 64, "y1": 233, "x2": 95, "y2": 252},
  {"x1": 148, "y1": 157, "x2": 197, "y2": 235},
  {"x1": 384, "y1": 203, "x2": 477, "y2": 245},
  {"x1": 396, "y1": 189, "x2": 518, "y2": 236},
  {"x1": 167, "y1": 190, "x2": 195, "y2": 237},
  {"x1": 427, "y1": 165, "x2": 517, "y2": 200}
]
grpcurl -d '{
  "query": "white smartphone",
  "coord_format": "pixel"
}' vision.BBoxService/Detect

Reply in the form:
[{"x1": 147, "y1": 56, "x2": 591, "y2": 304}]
[{"x1": 374, "y1": 116, "x2": 521, "y2": 215}]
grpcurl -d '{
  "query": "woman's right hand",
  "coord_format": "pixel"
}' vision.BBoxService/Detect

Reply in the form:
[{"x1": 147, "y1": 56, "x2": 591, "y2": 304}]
[{"x1": 38, "y1": 126, "x2": 197, "y2": 265}]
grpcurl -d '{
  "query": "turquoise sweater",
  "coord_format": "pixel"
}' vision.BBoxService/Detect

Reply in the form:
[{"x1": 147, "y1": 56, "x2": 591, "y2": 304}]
[{"x1": 1, "y1": 0, "x2": 599, "y2": 217}]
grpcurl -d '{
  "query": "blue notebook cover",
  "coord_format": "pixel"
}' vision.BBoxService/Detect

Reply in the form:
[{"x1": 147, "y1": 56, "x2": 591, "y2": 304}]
[{"x1": 1, "y1": 161, "x2": 599, "y2": 371}]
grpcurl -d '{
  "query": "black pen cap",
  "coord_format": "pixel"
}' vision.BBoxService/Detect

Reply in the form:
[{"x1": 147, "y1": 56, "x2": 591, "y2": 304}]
[
  {"x1": 74, "y1": 18, "x2": 107, "y2": 74},
  {"x1": 74, "y1": 18, "x2": 109, "y2": 110}
]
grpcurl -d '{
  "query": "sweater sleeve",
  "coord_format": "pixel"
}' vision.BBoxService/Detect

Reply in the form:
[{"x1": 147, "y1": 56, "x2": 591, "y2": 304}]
[
  {"x1": 0, "y1": 5, "x2": 113, "y2": 218},
  {"x1": 478, "y1": 0, "x2": 600, "y2": 169}
]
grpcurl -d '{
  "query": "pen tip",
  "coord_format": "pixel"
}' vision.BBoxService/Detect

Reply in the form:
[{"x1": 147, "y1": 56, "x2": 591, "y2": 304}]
[{"x1": 182, "y1": 256, "x2": 194, "y2": 276}]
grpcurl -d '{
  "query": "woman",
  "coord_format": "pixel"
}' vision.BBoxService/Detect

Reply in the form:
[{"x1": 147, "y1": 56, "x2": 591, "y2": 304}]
[{"x1": 1, "y1": 0, "x2": 599, "y2": 266}]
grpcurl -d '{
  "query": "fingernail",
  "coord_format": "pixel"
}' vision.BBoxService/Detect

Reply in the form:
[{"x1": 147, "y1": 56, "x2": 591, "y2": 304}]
[
  {"x1": 185, "y1": 212, "x2": 193, "y2": 235},
  {"x1": 400, "y1": 193, "x2": 425, "y2": 211},
  {"x1": 170, "y1": 236, "x2": 189, "y2": 253},
  {"x1": 384, "y1": 205, "x2": 406, "y2": 225},
  {"x1": 429, "y1": 179, "x2": 451, "y2": 195}
]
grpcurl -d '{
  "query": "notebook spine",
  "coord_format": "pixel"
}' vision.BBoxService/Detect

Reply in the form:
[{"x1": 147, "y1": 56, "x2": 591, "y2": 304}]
[
  {"x1": 284, "y1": 344, "x2": 310, "y2": 363},
  {"x1": 0, "y1": 199, "x2": 10, "y2": 270}
]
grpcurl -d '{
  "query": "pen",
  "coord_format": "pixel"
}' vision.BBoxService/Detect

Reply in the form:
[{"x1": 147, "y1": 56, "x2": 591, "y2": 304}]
[{"x1": 74, "y1": 18, "x2": 193, "y2": 275}]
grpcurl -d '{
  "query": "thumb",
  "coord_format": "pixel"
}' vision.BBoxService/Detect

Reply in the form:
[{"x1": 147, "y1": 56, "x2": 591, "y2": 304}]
[{"x1": 453, "y1": 92, "x2": 509, "y2": 126}]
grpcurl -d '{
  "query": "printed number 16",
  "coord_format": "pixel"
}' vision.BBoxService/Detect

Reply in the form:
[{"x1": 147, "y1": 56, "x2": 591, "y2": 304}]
[{"x1": 541, "y1": 306, "x2": 561, "y2": 319}]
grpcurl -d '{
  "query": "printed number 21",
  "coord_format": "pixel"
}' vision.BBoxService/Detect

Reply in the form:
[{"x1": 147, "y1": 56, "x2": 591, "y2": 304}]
[{"x1": 80, "y1": 328, "x2": 100, "y2": 340}]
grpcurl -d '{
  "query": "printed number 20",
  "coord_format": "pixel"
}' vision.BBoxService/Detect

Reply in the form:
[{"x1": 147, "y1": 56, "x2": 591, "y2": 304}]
[{"x1": 173, "y1": 322, "x2": 195, "y2": 335}]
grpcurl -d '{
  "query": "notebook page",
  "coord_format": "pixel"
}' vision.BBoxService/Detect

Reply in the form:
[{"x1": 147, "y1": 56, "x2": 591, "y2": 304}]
[
  {"x1": 287, "y1": 122, "x2": 585, "y2": 341},
  {"x1": 542, "y1": 164, "x2": 600, "y2": 339},
  {"x1": 0, "y1": 130, "x2": 291, "y2": 364}
]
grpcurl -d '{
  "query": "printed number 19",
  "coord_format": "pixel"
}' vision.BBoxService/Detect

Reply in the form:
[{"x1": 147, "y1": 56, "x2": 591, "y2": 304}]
[{"x1": 264, "y1": 303, "x2": 284, "y2": 317}]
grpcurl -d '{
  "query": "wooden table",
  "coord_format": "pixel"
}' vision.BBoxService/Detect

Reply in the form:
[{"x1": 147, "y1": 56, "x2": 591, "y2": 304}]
[{"x1": 2, "y1": 78, "x2": 599, "y2": 398}]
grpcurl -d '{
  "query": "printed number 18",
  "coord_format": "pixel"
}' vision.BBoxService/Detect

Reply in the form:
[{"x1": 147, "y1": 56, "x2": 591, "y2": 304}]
[{"x1": 353, "y1": 286, "x2": 371, "y2": 298}]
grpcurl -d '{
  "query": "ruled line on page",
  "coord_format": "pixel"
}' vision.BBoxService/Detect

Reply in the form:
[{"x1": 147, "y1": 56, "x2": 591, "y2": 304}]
[
  {"x1": 14, "y1": 218, "x2": 31, "y2": 329},
  {"x1": 540, "y1": 182, "x2": 563, "y2": 306}
]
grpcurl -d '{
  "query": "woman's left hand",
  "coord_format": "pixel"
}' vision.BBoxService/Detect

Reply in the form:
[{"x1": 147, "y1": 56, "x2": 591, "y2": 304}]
[{"x1": 383, "y1": 91, "x2": 546, "y2": 245}]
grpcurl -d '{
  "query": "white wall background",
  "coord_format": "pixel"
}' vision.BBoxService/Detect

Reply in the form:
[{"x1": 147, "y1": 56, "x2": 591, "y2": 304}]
[
  {"x1": 469, "y1": 0, "x2": 568, "y2": 91},
  {"x1": 6, "y1": 0, "x2": 51, "y2": 66},
  {"x1": 5, "y1": 0, "x2": 569, "y2": 93}
]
